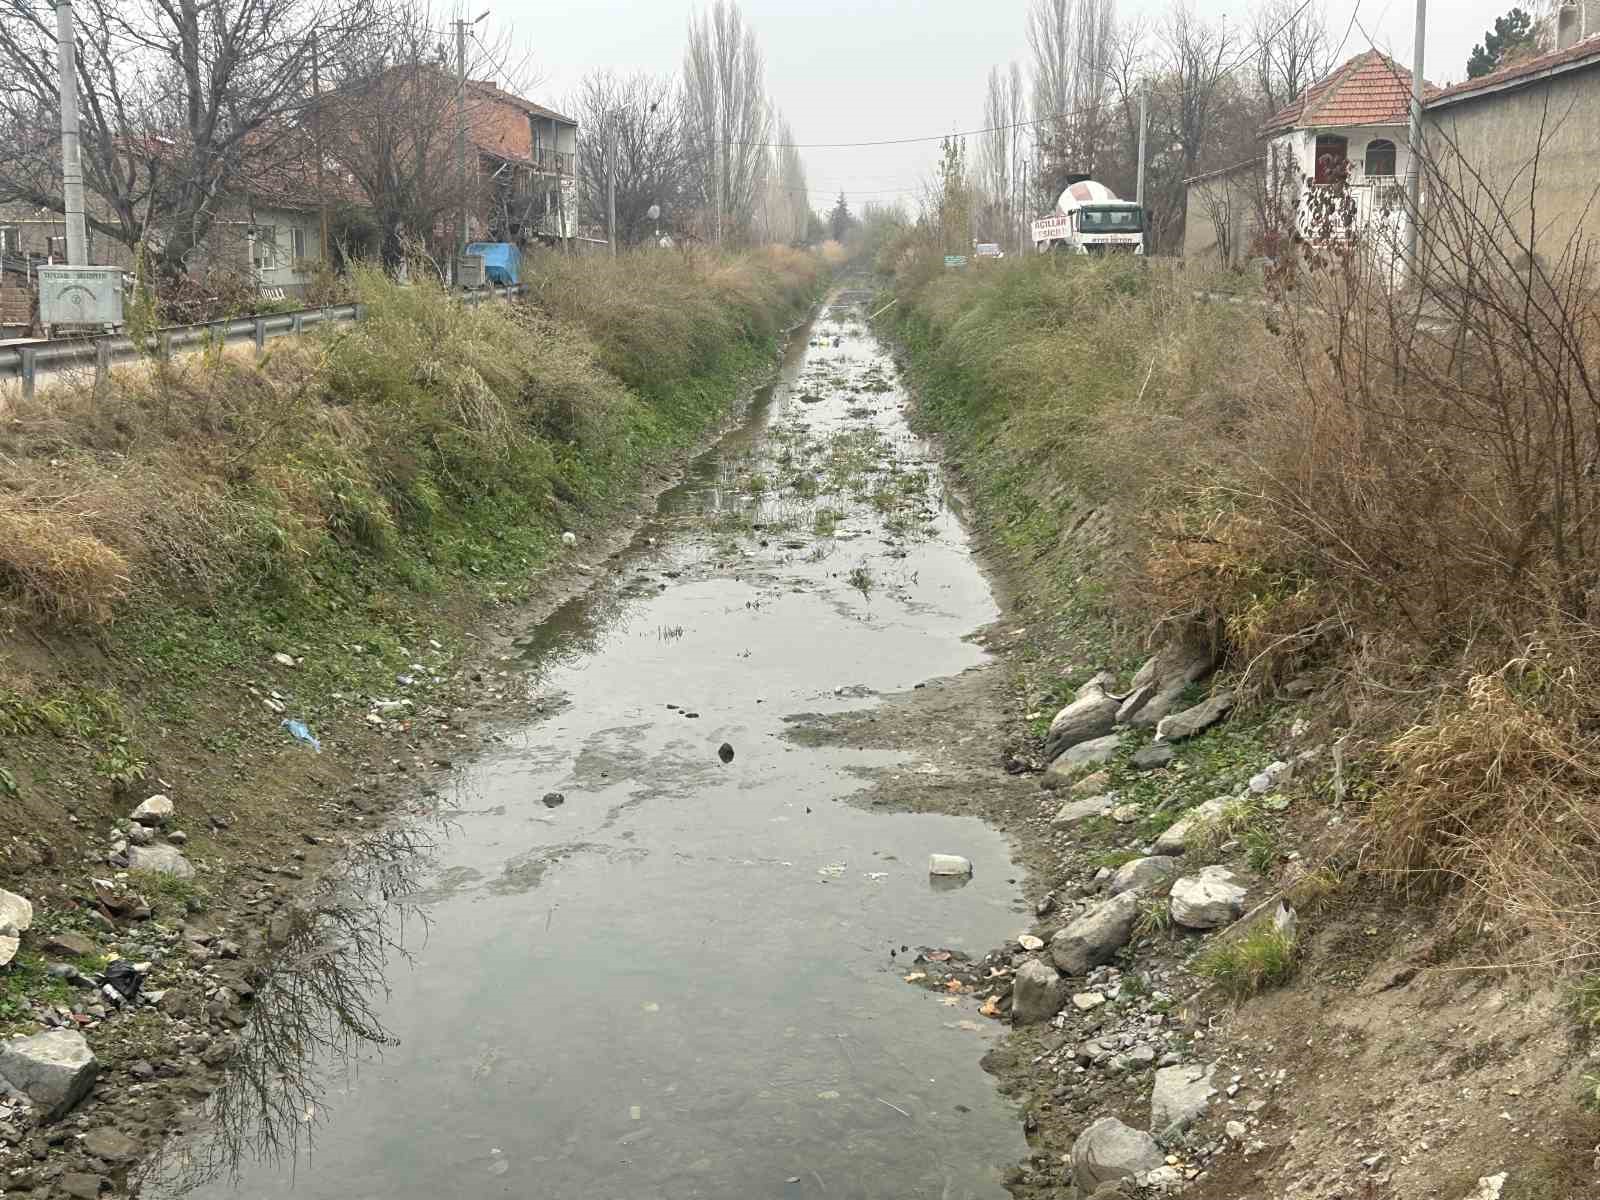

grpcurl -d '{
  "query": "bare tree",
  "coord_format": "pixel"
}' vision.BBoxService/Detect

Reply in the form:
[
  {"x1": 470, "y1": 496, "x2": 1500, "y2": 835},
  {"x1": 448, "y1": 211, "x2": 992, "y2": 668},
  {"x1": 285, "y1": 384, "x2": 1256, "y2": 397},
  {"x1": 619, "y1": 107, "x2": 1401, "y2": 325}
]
[
  {"x1": 1158, "y1": 3, "x2": 1237, "y2": 233},
  {"x1": 314, "y1": 4, "x2": 531, "y2": 265},
  {"x1": 756, "y1": 112, "x2": 811, "y2": 245},
  {"x1": 1030, "y1": 0, "x2": 1119, "y2": 191},
  {"x1": 682, "y1": 0, "x2": 772, "y2": 245},
  {"x1": 978, "y1": 63, "x2": 1027, "y2": 241},
  {"x1": 0, "y1": 0, "x2": 375, "y2": 276},
  {"x1": 570, "y1": 69, "x2": 687, "y2": 247},
  {"x1": 1252, "y1": 0, "x2": 1333, "y2": 116}
]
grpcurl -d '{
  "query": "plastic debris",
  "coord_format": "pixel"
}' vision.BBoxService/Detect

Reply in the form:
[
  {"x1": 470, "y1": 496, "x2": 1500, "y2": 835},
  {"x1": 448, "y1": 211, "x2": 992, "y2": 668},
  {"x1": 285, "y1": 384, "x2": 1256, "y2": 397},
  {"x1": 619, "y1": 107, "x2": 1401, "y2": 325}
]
[
  {"x1": 103, "y1": 959, "x2": 142, "y2": 1001},
  {"x1": 280, "y1": 719, "x2": 321, "y2": 752}
]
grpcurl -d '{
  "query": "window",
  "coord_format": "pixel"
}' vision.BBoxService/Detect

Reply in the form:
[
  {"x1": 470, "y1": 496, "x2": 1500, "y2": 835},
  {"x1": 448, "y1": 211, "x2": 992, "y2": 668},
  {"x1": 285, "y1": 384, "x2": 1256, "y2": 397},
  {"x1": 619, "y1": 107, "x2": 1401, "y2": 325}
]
[
  {"x1": 291, "y1": 226, "x2": 308, "y2": 262},
  {"x1": 251, "y1": 226, "x2": 277, "y2": 270},
  {"x1": 1076, "y1": 206, "x2": 1144, "y2": 233},
  {"x1": 1313, "y1": 134, "x2": 1348, "y2": 184},
  {"x1": 0, "y1": 227, "x2": 17, "y2": 255},
  {"x1": 1364, "y1": 138, "x2": 1397, "y2": 179}
]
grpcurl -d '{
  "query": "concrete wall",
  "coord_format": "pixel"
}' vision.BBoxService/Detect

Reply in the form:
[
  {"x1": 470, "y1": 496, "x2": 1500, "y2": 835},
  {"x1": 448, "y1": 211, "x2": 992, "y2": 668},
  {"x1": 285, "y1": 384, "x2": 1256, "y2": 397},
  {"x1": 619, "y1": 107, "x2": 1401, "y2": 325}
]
[
  {"x1": 1426, "y1": 62, "x2": 1600, "y2": 272},
  {"x1": 1183, "y1": 165, "x2": 1262, "y2": 264}
]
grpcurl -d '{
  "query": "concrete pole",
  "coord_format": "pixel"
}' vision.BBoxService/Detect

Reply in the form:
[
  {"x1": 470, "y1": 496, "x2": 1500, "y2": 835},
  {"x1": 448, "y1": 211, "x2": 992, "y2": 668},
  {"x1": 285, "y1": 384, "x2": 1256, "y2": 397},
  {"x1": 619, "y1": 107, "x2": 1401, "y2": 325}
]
[
  {"x1": 1404, "y1": 0, "x2": 1426, "y2": 275},
  {"x1": 312, "y1": 31, "x2": 329, "y2": 265},
  {"x1": 1136, "y1": 87, "x2": 1148, "y2": 210},
  {"x1": 607, "y1": 132, "x2": 617, "y2": 258},
  {"x1": 55, "y1": 0, "x2": 87, "y2": 266},
  {"x1": 456, "y1": 16, "x2": 469, "y2": 265}
]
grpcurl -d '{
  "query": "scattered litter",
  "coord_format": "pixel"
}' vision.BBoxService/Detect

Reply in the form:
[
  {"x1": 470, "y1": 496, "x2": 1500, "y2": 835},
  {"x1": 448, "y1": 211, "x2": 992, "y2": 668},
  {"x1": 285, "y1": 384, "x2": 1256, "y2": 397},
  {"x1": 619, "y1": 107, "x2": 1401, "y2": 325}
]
[
  {"x1": 103, "y1": 959, "x2": 142, "y2": 1001},
  {"x1": 396, "y1": 674, "x2": 416, "y2": 687},
  {"x1": 980, "y1": 996, "x2": 1003, "y2": 1018},
  {"x1": 816, "y1": 862, "x2": 847, "y2": 878},
  {"x1": 629, "y1": 1105, "x2": 642, "y2": 1121},
  {"x1": 280, "y1": 720, "x2": 321, "y2": 752},
  {"x1": 272, "y1": 652, "x2": 296, "y2": 668},
  {"x1": 925, "y1": 950, "x2": 952, "y2": 962},
  {"x1": 903, "y1": 972, "x2": 926, "y2": 983},
  {"x1": 816, "y1": 1090, "x2": 841, "y2": 1100},
  {"x1": 928, "y1": 854, "x2": 973, "y2": 877},
  {"x1": 956, "y1": 1020, "x2": 982, "y2": 1032},
  {"x1": 542, "y1": 792, "x2": 565, "y2": 808},
  {"x1": 864, "y1": 872, "x2": 888, "y2": 881},
  {"x1": 875, "y1": 1097, "x2": 911, "y2": 1119},
  {"x1": 718, "y1": 742, "x2": 735, "y2": 763},
  {"x1": 641, "y1": 1001, "x2": 660, "y2": 1013}
]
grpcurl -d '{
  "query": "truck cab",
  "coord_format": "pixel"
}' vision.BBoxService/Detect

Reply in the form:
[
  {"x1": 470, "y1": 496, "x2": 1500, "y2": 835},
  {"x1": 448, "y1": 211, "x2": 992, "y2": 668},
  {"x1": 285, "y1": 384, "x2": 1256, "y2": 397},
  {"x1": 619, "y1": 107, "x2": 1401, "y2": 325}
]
[{"x1": 1031, "y1": 178, "x2": 1145, "y2": 256}]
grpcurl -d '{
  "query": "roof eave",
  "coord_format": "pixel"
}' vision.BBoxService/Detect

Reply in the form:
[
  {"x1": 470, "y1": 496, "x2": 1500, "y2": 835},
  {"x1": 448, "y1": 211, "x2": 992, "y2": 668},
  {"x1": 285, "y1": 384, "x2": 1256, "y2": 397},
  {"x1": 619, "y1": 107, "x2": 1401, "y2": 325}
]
[{"x1": 1427, "y1": 45, "x2": 1600, "y2": 110}]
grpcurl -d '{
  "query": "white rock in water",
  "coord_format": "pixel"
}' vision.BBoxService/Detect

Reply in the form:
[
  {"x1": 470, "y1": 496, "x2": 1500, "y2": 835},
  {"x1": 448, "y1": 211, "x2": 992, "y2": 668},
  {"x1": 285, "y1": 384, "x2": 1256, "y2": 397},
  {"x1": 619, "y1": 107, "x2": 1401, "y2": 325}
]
[
  {"x1": 1017, "y1": 933, "x2": 1045, "y2": 951},
  {"x1": 0, "y1": 1029, "x2": 100, "y2": 1121},
  {"x1": 561, "y1": 531, "x2": 577, "y2": 547},
  {"x1": 131, "y1": 795, "x2": 174, "y2": 827},
  {"x1": 0, "y1": 888, "x2": 33, "y2": 935},
  {"x1": 928, "y1": 854, "x2": 973, "y2": 877}
]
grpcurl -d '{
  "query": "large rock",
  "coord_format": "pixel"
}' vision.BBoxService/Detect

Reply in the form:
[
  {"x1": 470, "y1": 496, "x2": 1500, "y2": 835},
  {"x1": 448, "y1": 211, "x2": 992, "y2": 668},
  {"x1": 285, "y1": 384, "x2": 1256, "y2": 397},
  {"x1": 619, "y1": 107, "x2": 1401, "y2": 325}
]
[
  {"x1": 0, "y1": 1029, "x2": 100, "y2": 1120},
  {"x1": 1043, "y1": 684, "x2": 1121, "y2": 762},
  {"x1": 42, "y1": 931, "x2": 99, "y2": 959},
  {"x1": 1050, "y1": 795, "x2": 1113, "y2": 826},
  {"x1": 1125, "y1": 631, "x2": 1221, "y2": 729},
  {"x1": 126, "y1": 843, "x2": 195, "y2": 879},
  {"x1": 1151, "y1": 1062, "x2": 1217, "y2": 1135},
  {"x1": 1071, "y1": 1117, "x2": 1165, "y2": 1190},
  {"x1": 1106, "y1": 856, "x2": 1180, "y2": 897},
  {"x1": 130, "y1": 795, "x2": 174, "y2": 826},
  {"x1": 1045, "y1": 734, "x2": 1121, "y2": 779},
  {"x1": 81, "y1": 1126, "x2": 140, "y2": 1164},
  {"x1": 1130, "y1": 743, "x2": 1175, "y2": 771},
  {"x1": 0, "y1": 889, "x2": 33, "y2": 934},
  {"x1": 1051, "y1": 891, "x2": 1140, "y2": 975},
  {"x1": 1152, "y1": 796, "x2": 1230, "y2": 856},
  {"x1": 1012, "y1": 958, "x2": 1065, "y2": 1025},
  {"x1": 1170, "y1": 865, "x2": 1249, "y2": 929},
  {"x1": 0, "y1": 889, "x2": 30, "y2": 968},
  {"x1": 1156, "y1": 689, "x2": 1235, "y2": 742}
]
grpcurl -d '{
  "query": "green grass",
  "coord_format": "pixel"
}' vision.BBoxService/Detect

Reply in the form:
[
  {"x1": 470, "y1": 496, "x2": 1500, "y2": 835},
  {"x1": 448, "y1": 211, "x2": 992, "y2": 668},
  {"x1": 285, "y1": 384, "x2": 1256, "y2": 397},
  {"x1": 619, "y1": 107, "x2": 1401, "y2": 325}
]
[
  {"x1": 1194, "y1": 924, "x2": 1298, "y2": 1001},
  {"x1": 129, "y1": 869, "x2": 210, "y2": 919}
]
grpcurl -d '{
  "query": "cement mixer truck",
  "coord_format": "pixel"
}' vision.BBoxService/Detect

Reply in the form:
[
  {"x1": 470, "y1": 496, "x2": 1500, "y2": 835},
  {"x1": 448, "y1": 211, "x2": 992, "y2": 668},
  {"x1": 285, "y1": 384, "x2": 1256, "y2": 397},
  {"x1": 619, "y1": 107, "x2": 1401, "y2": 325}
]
[{"x1": 1031, "y1": 177, "x2": 1145, "y2": 256}]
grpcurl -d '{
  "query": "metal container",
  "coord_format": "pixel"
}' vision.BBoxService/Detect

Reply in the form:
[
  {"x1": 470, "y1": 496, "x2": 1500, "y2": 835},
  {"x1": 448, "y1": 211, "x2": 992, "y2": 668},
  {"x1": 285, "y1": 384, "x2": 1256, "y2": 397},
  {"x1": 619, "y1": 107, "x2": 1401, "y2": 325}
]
[
  {"x1": 455, "y1": 254, "x2": 486, "y2": 288},
  {"x1": 37, "y1": 265, "x2": 124, "y2": 327}
]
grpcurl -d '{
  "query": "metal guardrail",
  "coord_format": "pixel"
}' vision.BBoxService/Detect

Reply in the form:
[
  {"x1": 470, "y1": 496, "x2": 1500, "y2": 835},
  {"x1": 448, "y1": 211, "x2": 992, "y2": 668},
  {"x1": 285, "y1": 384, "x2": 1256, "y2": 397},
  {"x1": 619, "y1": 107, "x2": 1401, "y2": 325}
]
[{"x1": 0, "y1": 282, "x2": 526, "y2": 400}]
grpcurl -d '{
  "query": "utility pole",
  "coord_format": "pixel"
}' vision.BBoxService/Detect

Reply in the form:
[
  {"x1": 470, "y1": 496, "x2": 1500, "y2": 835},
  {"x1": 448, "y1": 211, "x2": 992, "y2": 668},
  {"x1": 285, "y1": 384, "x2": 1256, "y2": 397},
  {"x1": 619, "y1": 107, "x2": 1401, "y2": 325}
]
[
  {"x1": 312, "y1": 31, "x2": 328, "y2": 265},
  {"x1": 1135, "y1": 87, "x2": 1148, "y2": 210},
  {"x1": 54, "y1": 0, "x2": 86, "y2": 266},
  {"x1": 455, "y1": 14, "x2": 468, "y2": 268},
  {"x1": 713, "y1": 97, "x2": 722, "y2": 248},
  {"x1": 607, "y1": 131, "x2": 617, "y2": 258},
  {"x1": 1404, "y1": 0, "x2": 1426, "y2": 275}
]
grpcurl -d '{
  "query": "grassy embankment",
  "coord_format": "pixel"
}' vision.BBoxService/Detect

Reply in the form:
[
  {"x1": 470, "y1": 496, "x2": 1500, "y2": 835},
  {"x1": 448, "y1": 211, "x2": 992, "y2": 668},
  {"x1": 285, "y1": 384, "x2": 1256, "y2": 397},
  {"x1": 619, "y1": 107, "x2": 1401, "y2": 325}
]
[
  {"x1": 0, "y1": 246, "x2": 827, "y2": 1005},
  {"x1": 884, "y1": 247, "x2": 1600, "y2": 1002}
]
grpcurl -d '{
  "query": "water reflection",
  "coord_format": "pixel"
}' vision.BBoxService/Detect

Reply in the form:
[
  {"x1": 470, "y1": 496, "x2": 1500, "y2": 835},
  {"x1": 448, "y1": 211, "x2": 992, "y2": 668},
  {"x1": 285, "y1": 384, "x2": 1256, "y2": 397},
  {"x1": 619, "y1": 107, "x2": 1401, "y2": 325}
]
[{"x1": 137, "y1": 809, "x2": 453, "y2": 1196}]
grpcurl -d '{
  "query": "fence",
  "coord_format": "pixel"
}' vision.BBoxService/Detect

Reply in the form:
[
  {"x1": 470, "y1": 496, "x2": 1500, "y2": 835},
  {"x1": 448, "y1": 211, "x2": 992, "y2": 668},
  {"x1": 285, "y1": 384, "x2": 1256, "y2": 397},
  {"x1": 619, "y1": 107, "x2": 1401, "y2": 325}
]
[{"x1": 0, "y1": 283, "x2": 526, "y2": 401}]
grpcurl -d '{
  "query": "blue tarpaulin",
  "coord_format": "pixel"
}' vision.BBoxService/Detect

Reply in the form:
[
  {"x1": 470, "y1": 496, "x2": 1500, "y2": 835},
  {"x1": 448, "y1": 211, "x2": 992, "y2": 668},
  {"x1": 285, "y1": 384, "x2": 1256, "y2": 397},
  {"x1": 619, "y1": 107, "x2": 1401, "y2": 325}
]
[{"x1": 465, "y1": 242, "x2": 521, "y2": 285}]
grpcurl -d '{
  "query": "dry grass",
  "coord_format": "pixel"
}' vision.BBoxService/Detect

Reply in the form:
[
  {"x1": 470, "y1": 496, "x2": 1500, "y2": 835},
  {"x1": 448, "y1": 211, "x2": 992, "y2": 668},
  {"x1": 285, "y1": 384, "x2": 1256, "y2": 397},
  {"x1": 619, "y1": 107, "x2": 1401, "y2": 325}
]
[{"x1": 0, "y1": 250, "x2": 825, "y2": 626}]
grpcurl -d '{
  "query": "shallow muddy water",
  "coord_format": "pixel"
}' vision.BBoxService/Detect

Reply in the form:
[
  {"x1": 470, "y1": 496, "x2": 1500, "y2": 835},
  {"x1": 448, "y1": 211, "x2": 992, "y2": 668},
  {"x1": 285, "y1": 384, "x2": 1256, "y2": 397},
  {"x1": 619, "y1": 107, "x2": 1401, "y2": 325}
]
[{"x1": 146, "y1": 295, "x2": 1030, "y2": 1199}]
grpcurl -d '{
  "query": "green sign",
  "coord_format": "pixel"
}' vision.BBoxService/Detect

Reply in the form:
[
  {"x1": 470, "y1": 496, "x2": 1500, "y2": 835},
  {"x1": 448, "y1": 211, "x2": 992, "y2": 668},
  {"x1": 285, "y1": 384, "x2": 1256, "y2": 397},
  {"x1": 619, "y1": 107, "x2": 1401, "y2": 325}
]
[{"x1": 943, "y1": 255, "x2": 967, "y2": 268}]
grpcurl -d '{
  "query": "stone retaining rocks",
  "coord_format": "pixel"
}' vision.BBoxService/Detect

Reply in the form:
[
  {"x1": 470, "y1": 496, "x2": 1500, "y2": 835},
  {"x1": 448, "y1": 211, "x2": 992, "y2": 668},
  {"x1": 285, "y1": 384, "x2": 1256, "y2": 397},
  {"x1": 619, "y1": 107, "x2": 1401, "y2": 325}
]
[
  {"x1": 1105, "y1": 855, "x2": 1179, "y2": 897},
  {"x1": 1051, "y1": 891, "x2": 1140, "y2": 975},
  {"x1": 1130, "y1": 743, "x2": 1175, "y2": 771},
  {"x1": 1070, "y1": 1117, "x2": 1165, "y2": 1190},
  {"x1": 1050, "y1": 795, "x2": 1113, "y2": 826},
  {"x1": 1011, "y1": 959, "x2": 1065, "y2": 1025},
  {"x1": 1151, "y1": 1061, "x2": 1217, "y2": 1135},
  {"x1": 0, "y1": 1029, "x2": 100, "y2": 1120},
  {"x1": 1152, "y1": 796, "x2": 1230, "y2": 856},
  {"x1": 1170, "y1": 865, "x2": 1249, "y2": 929},
  {"x1": 1046, "y1": 733, "x2": 1121, "y2": 777},
  {"x1": 1043, "y1": 682, "x2": 1121, "y2": 762},
  {"x1": 1156, "y1": 689, "x2": 1235, "y2": 742}
]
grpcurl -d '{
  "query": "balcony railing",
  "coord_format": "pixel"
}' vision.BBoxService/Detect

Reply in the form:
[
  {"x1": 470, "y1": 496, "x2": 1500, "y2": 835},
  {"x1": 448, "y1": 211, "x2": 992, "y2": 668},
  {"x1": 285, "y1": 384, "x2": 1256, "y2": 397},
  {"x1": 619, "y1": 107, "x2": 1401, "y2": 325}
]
[{"x1": 531, "y1": 148, "x2": 574, "y2": 175}]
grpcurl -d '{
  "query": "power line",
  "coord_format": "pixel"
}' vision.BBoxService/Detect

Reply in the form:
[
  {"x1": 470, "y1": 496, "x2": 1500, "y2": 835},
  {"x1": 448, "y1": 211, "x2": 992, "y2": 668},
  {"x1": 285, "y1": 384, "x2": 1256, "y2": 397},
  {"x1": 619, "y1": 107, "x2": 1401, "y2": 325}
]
[{"x1": 729, "y1": 0, "x2": 1316, "y2": 151}]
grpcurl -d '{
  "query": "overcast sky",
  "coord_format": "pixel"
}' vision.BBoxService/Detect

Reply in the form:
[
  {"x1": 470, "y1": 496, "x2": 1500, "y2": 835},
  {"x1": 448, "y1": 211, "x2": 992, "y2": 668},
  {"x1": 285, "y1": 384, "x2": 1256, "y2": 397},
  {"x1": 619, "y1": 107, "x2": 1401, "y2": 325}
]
[{"x1": 496, "y1": 0, "x2": 1511, "y2": 217}]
